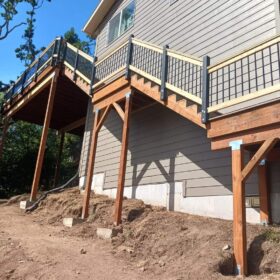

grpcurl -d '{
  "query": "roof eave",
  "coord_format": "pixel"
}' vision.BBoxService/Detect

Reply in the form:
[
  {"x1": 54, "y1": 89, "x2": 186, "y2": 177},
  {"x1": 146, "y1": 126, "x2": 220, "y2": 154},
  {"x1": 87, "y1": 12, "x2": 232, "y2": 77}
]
[{"x1": 83, "y1": 0, "x2": 115, "y2": 37}]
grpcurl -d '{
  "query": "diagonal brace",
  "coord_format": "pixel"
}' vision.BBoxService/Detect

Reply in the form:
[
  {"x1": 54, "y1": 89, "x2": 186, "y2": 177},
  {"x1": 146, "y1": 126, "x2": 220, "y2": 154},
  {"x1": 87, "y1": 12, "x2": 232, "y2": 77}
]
[
  {"x1": 112, "y1": 102, "x2": 125, "y2": 121},
  {"x1": 242, "y1": 138, "x2": 278, "y2": 182}
]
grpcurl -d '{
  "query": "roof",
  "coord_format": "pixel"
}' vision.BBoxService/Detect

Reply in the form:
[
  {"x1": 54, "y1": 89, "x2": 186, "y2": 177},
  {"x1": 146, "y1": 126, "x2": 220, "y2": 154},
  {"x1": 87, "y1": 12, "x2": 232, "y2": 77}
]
[{"x1": 83, "y1": 0, "x2": 115, "y2": 37}]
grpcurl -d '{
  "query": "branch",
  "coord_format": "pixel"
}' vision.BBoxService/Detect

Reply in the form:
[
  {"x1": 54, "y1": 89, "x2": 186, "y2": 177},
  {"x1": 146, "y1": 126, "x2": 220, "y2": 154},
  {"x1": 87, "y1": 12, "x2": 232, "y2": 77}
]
[{"x1": 0, "y1": 21, "x2": 26, "y2": 40}]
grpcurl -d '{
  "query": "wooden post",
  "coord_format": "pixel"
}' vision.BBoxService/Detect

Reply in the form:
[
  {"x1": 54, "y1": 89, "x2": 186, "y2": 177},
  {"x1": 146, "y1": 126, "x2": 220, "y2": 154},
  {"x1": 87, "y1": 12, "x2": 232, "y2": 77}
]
[
  {"x1": 81, "y1": 109, "x2": 100, "y2": 219},
  {"x1": 0, "y1": 117, "x2": 10, "y2": 161},
  {"x1": 114, "y1": 93, "x2": 133, "y2": 225},
  {"x1": 30, "y1": 70, "x2": 59, "y2": 201},
  {"x1": 230, "y1": 140, "x2": 247, "y2": 276},
  {"x1": 258, "y1": 160, "x2": 270, "y2": 225},
  {"x1": 53, "y1": 132, "x2": 65, "y2": 187}
]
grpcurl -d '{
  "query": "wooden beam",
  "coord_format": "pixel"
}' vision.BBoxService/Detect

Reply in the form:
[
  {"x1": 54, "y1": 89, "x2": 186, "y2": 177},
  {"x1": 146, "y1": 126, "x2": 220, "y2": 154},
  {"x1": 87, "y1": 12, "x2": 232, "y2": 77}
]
[
  {"x1": 242, "y1": 138, "x2": 278, "y2": 182},
  {"x1": 59, "y1": 117, "x2": 86, "y2": 133},
  {"x1": 93, "y1": 84, "x2": 130, "y2": 110},
  {"x1": 0, "y1": 117, "x2": 10, "y2": 161},
  {"x1": 231, "y1": 143, "x2": 247, "y2": 276},
  {"x1": 211, "y1": 124, "x2": 280, "y2": 150},
  {"x1": 30, "y1": 69, "x2": 59, "y2": 201},
  {"x1": 112, "y1": 102, "x2": 124, "y2": 121},
  {"x1": 208, "y1": 101, "x2": 280, "y2": 139},
  {"x1": 96, "y1": 105, "x2": 112, "y2": 133},
  {"x1": 81, "y1": 109, "x2": 100, "y2": 219},
  {"x1": 114, "y1": 92, "x2": 133, "y2": 225},
  {"x1": 258, "y1": 161, "x2": 271, "y2": 225},
  {"x1": 53, "y1": 132, "x2": 65, "y2": 187}
]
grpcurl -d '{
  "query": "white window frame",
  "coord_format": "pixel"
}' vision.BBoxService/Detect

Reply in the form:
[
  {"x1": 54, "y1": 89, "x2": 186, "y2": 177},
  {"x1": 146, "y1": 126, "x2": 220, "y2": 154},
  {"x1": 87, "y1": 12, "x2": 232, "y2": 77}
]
[{"x1": 107, "y1": 1, "x2": 136, "y2": 45}]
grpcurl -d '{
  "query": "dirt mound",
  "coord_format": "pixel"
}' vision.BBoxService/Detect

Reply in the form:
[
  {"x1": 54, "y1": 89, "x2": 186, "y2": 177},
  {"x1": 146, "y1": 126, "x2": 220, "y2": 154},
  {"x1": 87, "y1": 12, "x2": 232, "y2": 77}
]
[
  {"x1": 29, "y1": 188, "x2": 280, "y2": 279},
  {"x1": 7, "y1": 193, "x2": 30, "y2": 205}
]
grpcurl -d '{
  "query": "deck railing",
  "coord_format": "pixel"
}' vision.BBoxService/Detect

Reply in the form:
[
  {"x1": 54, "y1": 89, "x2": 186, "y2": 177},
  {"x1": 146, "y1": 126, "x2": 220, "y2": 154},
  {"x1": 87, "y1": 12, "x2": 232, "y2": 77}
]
[{"x1": 4, "y1": 35, "x2": 280, "y2": 123}]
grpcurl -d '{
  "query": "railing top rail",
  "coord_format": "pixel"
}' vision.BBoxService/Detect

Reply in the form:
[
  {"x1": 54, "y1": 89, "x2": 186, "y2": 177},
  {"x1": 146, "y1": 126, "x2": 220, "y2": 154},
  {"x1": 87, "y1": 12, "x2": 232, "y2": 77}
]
[
  {"x1": 95, "y1": 41, "x2": 129, "y2": 67},
  {"x1": 66, "y1": 42, "x2": 94, "y2": 62},
  {"x1": 132, "y1": 37, "x2": 202, "y2": 66},
  {"x1": 208, "y1": 34, "x2": 280, "y2": 73},
  {"x1": 5, "y1": 38, "x2": 57, "y2": 94}
]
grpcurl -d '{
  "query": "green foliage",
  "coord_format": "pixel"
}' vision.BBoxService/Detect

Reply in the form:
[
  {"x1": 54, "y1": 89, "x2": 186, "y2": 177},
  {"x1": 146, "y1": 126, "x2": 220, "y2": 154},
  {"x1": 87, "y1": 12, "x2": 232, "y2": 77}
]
[
  {"x1": 263, "y1": 229, "x2": 280, "y2": 244},
  {"x1": 64, "y1": 27, "x2": 95, "y2": 55},
  {"x1": 0, "y1": 117, "x2": 82, "y2": 198},
  {"x1": 14, "y1": 0, "x2": 51, "y2": 66}
]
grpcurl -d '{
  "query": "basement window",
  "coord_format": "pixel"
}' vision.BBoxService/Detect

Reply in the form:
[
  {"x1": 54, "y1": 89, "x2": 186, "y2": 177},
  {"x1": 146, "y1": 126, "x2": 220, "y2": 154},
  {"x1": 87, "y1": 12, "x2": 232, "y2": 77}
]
[{"x1": 108, "y1": 1, "x2": 135, "y2": 44}]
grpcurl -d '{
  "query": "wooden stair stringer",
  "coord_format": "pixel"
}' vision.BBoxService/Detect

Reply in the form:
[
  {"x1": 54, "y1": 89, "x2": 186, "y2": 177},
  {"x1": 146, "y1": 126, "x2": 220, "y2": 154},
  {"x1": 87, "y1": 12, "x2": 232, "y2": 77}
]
[{"x1": 131, "y1": 74, "x2": 205, "y2": 129}]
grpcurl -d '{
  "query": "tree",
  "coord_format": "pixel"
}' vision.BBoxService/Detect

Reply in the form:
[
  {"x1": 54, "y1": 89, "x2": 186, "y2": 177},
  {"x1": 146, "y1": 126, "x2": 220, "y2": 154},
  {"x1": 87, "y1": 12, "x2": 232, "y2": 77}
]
[
  {"x1": 0, "y1": 0, "x2": 51, "y2": 41},
  {"x1": 15, "y1": 0, "x2": 51, "y2": 66},
  {"x1": 64, "y1": 27, "x2": 95, "y2": 55}
]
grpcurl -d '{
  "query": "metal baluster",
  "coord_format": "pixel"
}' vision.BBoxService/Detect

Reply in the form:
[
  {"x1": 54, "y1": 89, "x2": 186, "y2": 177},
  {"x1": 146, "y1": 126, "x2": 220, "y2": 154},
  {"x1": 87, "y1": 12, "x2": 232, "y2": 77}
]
[
  {"x1": 201, "y1": 56, "x2": 210, "y2": 124},
  {"x1": 247, "y1": 56, "x2": 251, "y2": 93},
  {"x1": 254, "y1": 53, "x2": 258, "y2": 91},
  {"x1": 160, "y1": 45, "x2": 169, "y2": 101}
]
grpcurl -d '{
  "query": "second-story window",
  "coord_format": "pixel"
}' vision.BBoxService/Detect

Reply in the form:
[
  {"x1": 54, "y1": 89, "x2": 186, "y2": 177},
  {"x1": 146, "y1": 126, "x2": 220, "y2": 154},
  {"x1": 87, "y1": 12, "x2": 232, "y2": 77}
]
[{"x1": 108, "y1": 1, "x2": 135, "y2": 45}]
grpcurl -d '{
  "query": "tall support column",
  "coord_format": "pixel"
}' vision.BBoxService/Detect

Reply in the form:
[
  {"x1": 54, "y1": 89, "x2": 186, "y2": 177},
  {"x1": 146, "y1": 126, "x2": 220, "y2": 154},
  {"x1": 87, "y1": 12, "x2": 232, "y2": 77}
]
[
  {"x1": 0, "y1": 117, "x2": 10, "y2": 161},
  {"x1": 30, "y1": 70, "x2": 59, "y2": 201},
  {"x1": 230, "y1": 140, "x2": 247, "y2": 276},
  {"x1": 81, "y1": 109, "x2": 100, "y2": 219},
  {"x1": 258, "y1": 160, "x2": 270, "y2": 225},
  {"x1": 53, "y1": 132, "x2": 65, "y2": 187},
  {"x1": 114, "y1": 93, "x2": 133, "y2": 225}
]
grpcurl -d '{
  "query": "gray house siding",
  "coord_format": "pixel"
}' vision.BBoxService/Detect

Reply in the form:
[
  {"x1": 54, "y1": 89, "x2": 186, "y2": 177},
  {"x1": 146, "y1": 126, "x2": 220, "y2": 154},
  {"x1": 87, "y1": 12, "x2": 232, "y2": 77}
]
[
  {"x1": 80, "y1": 103, "x2": 259, "y2": 197},
  {"x1": 95, "y1": 0, "x2": 278, "y2": 64}
]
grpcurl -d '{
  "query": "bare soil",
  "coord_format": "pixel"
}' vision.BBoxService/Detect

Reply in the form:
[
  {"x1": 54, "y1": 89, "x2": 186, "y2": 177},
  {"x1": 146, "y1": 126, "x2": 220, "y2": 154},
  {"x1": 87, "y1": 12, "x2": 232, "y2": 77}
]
[{"x1": 1, "y1": 188, "x2": 280, "y2": 280}]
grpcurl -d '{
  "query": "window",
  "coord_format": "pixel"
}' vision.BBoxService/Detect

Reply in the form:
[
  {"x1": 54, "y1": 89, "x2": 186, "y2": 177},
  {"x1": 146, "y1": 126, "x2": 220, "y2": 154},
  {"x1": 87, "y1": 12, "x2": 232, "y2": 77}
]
[{"x1": 108, "y1": 1, "x2": 135, "y2": 44}]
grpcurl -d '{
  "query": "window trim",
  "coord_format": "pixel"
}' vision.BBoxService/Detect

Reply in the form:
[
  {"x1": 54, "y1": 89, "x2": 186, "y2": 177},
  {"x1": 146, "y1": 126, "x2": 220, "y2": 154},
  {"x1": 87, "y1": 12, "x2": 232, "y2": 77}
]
[{"x1": 107, "y1": 0, "x2": 136, "y2": 46}]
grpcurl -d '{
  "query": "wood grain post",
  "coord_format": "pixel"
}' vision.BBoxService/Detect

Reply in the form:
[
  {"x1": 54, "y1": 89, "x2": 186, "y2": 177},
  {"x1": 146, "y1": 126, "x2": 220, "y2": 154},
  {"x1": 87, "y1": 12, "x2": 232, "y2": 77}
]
[
  {"x1": 30, "y1": 70, "x2": 59, "y2": 201},
  {"x1": 114, "y1": 93, "x2": 133, "y2": 225},
  {"x1": 258, "y1": 160, "x2": 270, "y2": 225},
  {"x1": 230, "y1": 140, "x2": 247, "y2": 276},
  {"x1": 0, "y1": 117, "x2": 10, "y2": 161},
  {"x1": 81, "y1": 109, "x2": 100, "y2": 219},
  {"x1": 53, "y1": 132, "x2": 65, "y2": 187}
]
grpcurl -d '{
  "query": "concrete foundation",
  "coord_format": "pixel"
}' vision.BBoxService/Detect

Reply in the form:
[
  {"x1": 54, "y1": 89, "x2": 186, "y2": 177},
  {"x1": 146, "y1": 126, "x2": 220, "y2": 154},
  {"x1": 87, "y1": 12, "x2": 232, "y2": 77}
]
[
  {"x1": 63, "y1": 218, "x2": 83, "y2": 228},
  {"x1": 79, "y1": 175, "x2": 261, "y2": 224},
  {"x1": 19, "y1": 200, "x2": 34, "y2": 210}
]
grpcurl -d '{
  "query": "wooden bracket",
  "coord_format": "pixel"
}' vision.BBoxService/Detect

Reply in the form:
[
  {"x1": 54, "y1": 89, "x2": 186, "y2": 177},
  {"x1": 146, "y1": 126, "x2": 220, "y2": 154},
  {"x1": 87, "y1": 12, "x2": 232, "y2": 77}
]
[
  {"x1": 242, "y1": 138, "x2": 278, "y2": 182},
  {"x1": 113, "y1": 102, "x2": 125, "y2": 121}
]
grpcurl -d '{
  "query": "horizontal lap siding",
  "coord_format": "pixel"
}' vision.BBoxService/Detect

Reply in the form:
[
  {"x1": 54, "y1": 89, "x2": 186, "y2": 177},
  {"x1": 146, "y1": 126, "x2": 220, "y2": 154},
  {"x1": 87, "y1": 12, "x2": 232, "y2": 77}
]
[
  {"x1": 90, "y1": 104, "x2": 258, "y2": 197},
  {"x1": 95, "y1": 0, "x2": 277, "y2": 63}
]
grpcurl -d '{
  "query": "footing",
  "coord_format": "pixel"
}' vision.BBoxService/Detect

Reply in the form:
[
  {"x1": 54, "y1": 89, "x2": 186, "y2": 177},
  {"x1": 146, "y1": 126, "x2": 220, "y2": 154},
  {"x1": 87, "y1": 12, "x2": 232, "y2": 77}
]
[
  {"x1": 20, "y1": 200, "x2": 34, "y2": 210},
  {"x1": 261, "y1": 219, "x2": 269, "y2": 226},
  {"x1": 63, "y1": 217, "x2": 83, "y2": 228},
  {"x1": 96, "y1": 227, "x2": 122, "y2": 240}
]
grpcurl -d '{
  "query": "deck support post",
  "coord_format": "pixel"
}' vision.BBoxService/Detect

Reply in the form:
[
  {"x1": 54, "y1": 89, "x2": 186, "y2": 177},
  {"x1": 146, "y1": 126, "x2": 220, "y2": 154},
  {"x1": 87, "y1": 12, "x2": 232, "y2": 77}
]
[
  {"x1": 81, "y1": 109, "x2": 100, "y2": 219},
  {"x1": 0, "y1": 117, "x2": 10, "y2": 161},
  {"x1": 230, "y1": 140, "x2": 247, "y2": 276},
  {"x1": 53, "y1": 132, "x2": 65, "y2": 187},
  {"x1": 258, "y1": 159, "x2": 270, "y2": 225},
  {"x1": 30, "y1": 70, "x2": 59, "y2": 201},
  {"x1": 114, "y1": 92, "x2": 133, "y2": 225}
]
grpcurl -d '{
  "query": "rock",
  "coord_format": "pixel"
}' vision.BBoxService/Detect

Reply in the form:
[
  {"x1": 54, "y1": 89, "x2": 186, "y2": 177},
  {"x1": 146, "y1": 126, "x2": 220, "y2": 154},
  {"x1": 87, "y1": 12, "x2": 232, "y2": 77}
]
[
  {"x1": 180, "y1": 225, "x2": 188, "y2": 231},
  {"x1": 97, "y1": 227, "x2": 121, "y2": 240},
  {"x1": 117, "y1": 245, "x2": 134, "y2": 254},
  {"x1": 80, "y1": 248, "x2": 87, "y2": 254},
  {"x1": 158, "y1": 260, "x2": 166, "y2": 267},
  {"x1": 222, "y1": 244, "x2": 231, "y2": 251}
]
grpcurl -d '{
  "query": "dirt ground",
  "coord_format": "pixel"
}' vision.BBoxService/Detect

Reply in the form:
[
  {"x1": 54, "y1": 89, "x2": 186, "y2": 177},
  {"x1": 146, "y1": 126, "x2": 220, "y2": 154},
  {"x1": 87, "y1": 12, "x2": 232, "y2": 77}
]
[{"x1": 1, "y1": 188, "x2": 280, "y2": 280}]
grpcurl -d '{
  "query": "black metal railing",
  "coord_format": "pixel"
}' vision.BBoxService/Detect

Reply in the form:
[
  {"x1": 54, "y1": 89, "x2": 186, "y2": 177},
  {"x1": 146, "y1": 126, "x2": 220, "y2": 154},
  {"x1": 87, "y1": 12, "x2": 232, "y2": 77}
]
[
  {"x1": 4, "y1": 34, "x2": 280, "y2": 123},
  {"x1": 4, "y1": 38, "x2": 59, "y2": 102},
  {"x1": 208, "y1": 37, "x2": 280, "y2": 109}
]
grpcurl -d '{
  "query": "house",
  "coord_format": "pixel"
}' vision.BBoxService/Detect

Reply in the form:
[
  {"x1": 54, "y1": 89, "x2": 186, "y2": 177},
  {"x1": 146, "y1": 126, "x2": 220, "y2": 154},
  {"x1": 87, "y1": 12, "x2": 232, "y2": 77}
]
[{"x1": 1, "y1": 0, "x2": 280, "y2": 276}]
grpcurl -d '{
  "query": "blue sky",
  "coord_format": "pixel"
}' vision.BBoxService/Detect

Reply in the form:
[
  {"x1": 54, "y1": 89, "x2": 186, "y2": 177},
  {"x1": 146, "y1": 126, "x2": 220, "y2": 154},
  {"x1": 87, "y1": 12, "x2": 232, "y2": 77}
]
[{"x1": 0, "y1": 0, "x2": 99, "y2": 83}]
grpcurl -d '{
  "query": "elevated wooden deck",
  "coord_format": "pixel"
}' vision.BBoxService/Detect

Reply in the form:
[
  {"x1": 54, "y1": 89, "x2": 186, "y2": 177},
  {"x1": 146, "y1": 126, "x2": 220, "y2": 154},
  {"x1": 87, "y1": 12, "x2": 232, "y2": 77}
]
[{"x1": 2, "y1": 35, "x2": 280, "y2": 277}]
